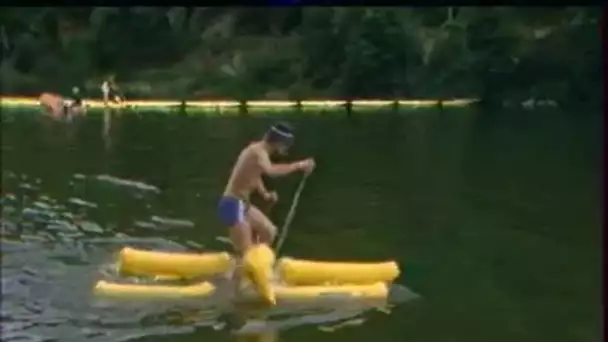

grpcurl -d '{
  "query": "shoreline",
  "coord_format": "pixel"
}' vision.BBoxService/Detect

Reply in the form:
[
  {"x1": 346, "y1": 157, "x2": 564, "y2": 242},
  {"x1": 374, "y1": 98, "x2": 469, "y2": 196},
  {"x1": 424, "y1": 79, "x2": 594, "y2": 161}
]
[{"x1": 0, "y1": 96, "x2": 477, "y2": 112}]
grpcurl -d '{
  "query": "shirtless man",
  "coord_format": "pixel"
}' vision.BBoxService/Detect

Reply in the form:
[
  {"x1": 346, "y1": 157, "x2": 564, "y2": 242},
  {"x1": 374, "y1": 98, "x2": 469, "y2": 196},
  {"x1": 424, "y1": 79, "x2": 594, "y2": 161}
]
[{"x1": 218, "y1": 122, "x2": 315, "y2": 290}]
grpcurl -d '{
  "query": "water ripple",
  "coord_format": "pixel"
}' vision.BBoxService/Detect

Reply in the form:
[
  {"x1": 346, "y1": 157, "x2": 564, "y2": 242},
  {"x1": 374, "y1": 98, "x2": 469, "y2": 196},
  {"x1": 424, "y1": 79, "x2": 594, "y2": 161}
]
[
  {"x1": 0, "y1": 172, "x2": 417, "y2": 342},
  {"x1": 94, "y1": 174, "x2": 161, "y2": 194}
]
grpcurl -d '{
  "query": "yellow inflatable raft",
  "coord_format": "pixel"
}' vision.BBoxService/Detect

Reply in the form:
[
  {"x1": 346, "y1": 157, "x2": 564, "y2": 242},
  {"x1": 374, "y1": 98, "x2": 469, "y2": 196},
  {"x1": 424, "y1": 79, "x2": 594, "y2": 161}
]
[
  {"x1": 277, "y1": 258, "x2": 400, "y2": 286},
  {"x1": 118, "y1": 247, "x2": 232, "y2": 278},
  {"x1": 94, "y1": 280, "x2": 216, "y2": 299},
  {"x1": 243, "y1": 244, "x2": 276, "y2": 305},
  {"x1": 99, "y1": 244, "x2": 398, "y2": 305},
  {"x1": 93, "y1": 280, "x2": 387, "y2": 302}
]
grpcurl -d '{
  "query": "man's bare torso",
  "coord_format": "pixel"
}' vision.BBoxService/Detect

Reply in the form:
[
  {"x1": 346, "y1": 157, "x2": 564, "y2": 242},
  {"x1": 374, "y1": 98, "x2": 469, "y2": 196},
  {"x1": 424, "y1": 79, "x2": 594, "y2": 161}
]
[{"x1": 223, "y1": 142, "x2": 265, "y2": 200}]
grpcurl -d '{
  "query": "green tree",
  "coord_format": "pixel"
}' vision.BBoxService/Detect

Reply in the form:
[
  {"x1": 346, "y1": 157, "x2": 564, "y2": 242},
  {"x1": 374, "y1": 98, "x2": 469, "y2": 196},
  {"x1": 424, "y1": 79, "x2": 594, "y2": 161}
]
[{"x1": 0, "y1": 7, "x2": 600, "y2": 109}]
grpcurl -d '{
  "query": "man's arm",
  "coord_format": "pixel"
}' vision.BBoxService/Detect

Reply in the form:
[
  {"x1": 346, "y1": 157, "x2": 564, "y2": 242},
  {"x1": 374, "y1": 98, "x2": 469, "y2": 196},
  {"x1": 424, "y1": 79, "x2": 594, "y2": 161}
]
[
  {"x1": 257, "y1": 150, "x2": 302, "y2": 177},
  {"x1": 256, "y1": 178, "x2": 269, "y2": 197}
]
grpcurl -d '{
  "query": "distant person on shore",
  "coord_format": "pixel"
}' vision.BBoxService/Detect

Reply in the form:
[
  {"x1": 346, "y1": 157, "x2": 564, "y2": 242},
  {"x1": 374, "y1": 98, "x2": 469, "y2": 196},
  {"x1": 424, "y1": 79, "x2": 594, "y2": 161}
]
[
  {"x1": 218, "y1": 122, "x2": 315, "y2": 293},
  {"x1": 101, "y1": 75, "x2": 125, "y2": 106},
  {"x1": 38, "y1": 86, "x2": 86, "y2": 120}
]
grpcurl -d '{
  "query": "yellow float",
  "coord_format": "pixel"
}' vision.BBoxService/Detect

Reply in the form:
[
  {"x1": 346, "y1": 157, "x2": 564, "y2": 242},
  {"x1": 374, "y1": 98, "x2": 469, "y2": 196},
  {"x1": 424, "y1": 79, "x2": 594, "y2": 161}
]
[
  {"x1": 97, "y1": 244, "x2": 400, "y2": 305},
  {"x1": 242, "y1": 244, "x2": 276, "y2": 305},
  {"x1": 118, "y1": 246, "x2": 232, "y2": 278},
  {"x1": 94, "y1": 280, "x2": 388, "y2": 302},
  {"x1": 276, "y1": 258, "x2": 400, "y2": 286},
  {"x1": 94, "y1": 280, "x2": 216, "y2": 299}
]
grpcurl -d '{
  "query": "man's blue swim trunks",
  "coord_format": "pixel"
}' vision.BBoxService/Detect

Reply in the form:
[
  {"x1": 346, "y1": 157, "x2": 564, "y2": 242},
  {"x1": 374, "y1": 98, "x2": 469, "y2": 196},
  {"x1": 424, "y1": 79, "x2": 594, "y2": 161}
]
[{"x1": 217, "y1": 196, "x2": 248, "y2": 226}]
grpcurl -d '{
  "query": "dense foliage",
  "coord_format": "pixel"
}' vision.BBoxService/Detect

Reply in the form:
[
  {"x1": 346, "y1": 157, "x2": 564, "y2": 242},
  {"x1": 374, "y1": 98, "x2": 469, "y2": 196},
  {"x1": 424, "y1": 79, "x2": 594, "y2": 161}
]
[{"x1": 0, "y1": 7, "x2": 601, "y2": 105}]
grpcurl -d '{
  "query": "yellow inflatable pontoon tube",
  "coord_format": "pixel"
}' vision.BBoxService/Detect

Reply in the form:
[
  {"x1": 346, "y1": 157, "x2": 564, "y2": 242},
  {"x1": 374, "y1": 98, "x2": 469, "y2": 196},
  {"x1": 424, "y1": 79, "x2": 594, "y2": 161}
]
[
  {"x1": 277, "y1": 258, "x2": 400, "y2": 286},
  {"x1": 93, "y1": 280, "x2": 387, "y2": 302},
  {"x1": 118, "y1": 247, "x2": 232, "y2": 278},
  {"x1": 243, "y1": 244, "x2": 276, "y2": 306},
  {"x1": 94, "y1": 280, "x2": 216, "y2": 298}
]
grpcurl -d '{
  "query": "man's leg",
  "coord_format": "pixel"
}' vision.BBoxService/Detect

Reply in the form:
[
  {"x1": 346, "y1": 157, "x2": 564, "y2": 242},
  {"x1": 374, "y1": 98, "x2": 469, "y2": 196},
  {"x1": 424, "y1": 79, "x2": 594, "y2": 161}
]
[
  {"x1": 244, "y1": 205, "x2": 278, "y2": 289},
  {"x1": 218, "y1": 197, "x2": 252, "y2": 298},
  {"x1": 229, "y1": 221, "x2": 253, "y2": 255},
  {"x1": 245, "y1": 205, "x2": 278, "y2": 245},
  {"x1": 228, "y1": 221, "x2": 252, "y2": 298}
]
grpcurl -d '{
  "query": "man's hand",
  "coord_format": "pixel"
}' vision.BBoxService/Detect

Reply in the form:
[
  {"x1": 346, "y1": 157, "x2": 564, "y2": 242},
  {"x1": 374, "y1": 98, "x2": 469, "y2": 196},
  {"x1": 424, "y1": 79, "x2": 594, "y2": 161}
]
[
  {"x1": 298, "y1": 158, "x2": 316, "y2": 175},
  {"x1": 262, "y1": 191, "x2": 279, "y2": 203}
]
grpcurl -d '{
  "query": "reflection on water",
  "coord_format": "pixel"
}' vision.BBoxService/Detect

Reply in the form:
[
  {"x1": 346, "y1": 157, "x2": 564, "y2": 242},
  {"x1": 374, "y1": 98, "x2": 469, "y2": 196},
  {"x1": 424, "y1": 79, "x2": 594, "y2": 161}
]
[
  {"x1": 1, "y1": 108, "x2": 600, "y2": 342},
  {"x1": 103, "y1": 108, "x2": 112, "y2": 151}
]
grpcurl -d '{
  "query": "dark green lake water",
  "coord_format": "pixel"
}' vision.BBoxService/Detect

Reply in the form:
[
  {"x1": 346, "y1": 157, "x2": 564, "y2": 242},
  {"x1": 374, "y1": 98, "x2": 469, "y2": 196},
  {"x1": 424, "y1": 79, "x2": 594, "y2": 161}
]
[{"x1": 1, "y1": 107, "x2": 602, "y2": 342}]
